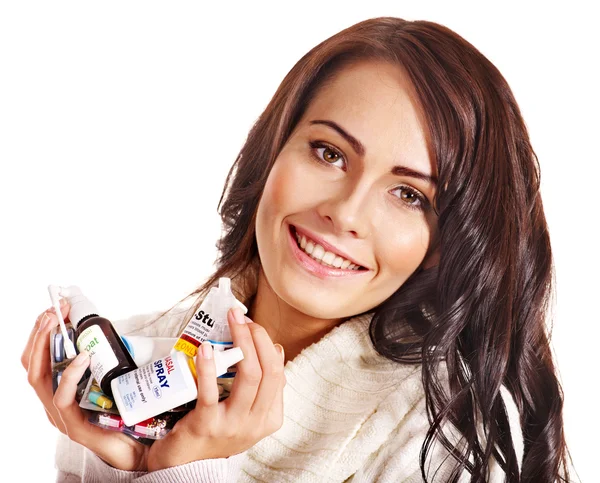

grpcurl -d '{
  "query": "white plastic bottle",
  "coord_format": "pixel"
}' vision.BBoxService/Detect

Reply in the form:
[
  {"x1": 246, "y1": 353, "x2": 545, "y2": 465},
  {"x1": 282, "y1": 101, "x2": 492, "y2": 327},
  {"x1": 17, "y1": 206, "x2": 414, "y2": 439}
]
[
  {"x1": 111, "y1": 347, "x2": 244, "y2": 426},
  {"x1": 173, "y1": 278, "x2": 247, "y2": 358},
  {"x1": 207, "y1": 278, "x2": 247, "y2": 400},
  {"x1": 171, "y1": 277, "x2": 247, "y2": 401},
  {"x1": 121, "y1": 336, "x2": 178, "y2": 366},
  {"x1": 172, "y1": 288, "x2": 218, "y2": 357}
]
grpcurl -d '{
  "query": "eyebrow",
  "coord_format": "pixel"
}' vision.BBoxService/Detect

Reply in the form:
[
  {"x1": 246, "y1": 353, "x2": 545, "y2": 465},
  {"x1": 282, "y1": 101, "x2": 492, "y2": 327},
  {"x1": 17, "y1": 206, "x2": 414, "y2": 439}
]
[{"x1": 309, "y1": 119, "x2": 438, "y2": 186}]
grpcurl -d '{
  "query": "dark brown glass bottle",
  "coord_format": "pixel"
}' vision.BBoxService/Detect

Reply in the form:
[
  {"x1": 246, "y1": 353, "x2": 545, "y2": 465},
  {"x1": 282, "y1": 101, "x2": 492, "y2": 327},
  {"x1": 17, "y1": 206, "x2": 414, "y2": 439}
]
[
  {"x1": 61, "y1": 285, "x2": 138, "y2": 398},
  {"x1": 74, "y1": 315, "x2": 138, "y2": 397}
]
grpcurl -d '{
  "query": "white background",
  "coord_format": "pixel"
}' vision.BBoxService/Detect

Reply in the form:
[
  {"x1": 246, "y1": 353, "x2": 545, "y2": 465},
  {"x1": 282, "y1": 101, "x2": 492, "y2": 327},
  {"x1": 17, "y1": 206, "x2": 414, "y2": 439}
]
[{"x1": 1, "y1": 2, "x2": 596, "y2": 481}]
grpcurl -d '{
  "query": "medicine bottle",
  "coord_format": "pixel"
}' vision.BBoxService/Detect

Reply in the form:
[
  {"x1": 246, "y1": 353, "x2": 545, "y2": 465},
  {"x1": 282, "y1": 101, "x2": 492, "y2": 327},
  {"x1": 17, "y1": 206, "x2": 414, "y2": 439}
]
[
  {"x1": 111, "y1": 346, "x2": 244, "y2": 427},
  {"x1": 207, "y1": 278, "x2": 248, "y2": 400},
  {"x1": 60, "y1": 286, "x2": 137, "y2": 397}
]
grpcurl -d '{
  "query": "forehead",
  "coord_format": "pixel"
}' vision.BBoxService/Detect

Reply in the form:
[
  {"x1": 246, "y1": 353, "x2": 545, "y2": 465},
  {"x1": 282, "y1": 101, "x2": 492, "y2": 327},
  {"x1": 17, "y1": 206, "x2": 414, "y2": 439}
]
[{"x1": 299, "y1": 60, "x2": 434, "y2": 176}]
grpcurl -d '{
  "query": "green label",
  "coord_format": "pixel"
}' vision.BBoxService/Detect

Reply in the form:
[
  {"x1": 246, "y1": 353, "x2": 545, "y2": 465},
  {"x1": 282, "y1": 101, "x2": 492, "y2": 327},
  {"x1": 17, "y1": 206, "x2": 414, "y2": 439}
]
[{"x1": 77, "y1": 325, "x2": 118, "y2": 383}]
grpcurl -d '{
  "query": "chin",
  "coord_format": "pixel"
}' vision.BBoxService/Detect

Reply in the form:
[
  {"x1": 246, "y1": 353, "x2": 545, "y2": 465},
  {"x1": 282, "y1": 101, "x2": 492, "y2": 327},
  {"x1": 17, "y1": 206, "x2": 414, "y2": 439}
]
[{"x1": 278, "y1": 285, "x2": 352, "y2": 320}]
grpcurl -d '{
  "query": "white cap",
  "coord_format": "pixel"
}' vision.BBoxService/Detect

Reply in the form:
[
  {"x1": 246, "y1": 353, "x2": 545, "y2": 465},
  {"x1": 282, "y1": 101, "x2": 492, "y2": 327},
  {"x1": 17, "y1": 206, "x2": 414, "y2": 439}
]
[
  {"x1": 188, "y1": 346, "x2": 244, "y2": 379},
  {"x1": 213, "y1": 347, "x2": 244, "y2": 377},
  {"x1": 208, "y1": 278, "x2": 248, "y2": 342},
  {"x1": 58, "y1": 286, "x2": 98, "y2": 329}
]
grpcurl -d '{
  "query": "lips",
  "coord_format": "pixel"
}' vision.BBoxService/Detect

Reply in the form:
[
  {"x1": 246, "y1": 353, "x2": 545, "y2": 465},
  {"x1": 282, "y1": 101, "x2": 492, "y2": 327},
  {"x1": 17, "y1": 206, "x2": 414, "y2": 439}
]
[
  {"x1": 290, "y1": 225, "x2": 367, "y2": 270},
  {"x1": 287, "y1": 224, "x2": 370, "y2": 279}
]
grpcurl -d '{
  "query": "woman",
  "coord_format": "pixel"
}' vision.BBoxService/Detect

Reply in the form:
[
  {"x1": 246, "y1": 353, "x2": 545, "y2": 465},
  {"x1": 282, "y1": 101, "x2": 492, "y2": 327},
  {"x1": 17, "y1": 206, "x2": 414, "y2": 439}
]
[{"x1": 22, "y1": 17, "x2": 572, "y2": 482}]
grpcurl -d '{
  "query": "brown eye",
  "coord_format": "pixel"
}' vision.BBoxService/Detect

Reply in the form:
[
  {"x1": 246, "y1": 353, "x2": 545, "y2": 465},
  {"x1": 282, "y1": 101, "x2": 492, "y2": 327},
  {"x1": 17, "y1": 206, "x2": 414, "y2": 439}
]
[
  {"x1": 392, "y1": 185, "x2": 426, "y2": 212},
  {"x1": 400, "y1": 188, "x2": 419, "y2": 204},
  {"x1": 309, "y1": 141, "x2": 346, "y2": 169},
  {"x1": 322, "y1": 147, "x2": 340, "y2": 163}
]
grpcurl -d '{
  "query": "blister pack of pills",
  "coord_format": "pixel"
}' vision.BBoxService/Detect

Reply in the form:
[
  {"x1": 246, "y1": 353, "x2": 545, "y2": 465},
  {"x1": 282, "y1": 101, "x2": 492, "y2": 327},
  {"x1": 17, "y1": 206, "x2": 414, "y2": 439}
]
[{"x1": 88, "y1": 409, "x2": 189, "y2": 443}]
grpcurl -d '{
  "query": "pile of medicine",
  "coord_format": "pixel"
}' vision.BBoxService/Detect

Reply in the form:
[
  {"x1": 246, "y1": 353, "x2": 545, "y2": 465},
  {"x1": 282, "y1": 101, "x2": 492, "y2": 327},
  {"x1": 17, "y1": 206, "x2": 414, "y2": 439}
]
[{"x1": 48, "y1": 278, "x2": 245, "y2": 444}]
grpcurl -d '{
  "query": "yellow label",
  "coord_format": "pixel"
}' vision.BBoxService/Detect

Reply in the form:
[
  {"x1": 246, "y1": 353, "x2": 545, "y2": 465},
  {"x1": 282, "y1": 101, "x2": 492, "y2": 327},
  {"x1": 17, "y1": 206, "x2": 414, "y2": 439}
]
[
  {"x1": 173, "y1": 307, "x2": 215, "y2": 357},
  {"x1": 173, "y1": 339, "x2": 198, "y2": 358}
]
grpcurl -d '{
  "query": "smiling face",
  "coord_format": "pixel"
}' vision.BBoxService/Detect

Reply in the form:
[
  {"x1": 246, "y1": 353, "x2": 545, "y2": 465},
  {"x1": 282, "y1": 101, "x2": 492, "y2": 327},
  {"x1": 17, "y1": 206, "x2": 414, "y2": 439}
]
[{"x1": 254, "y1": 59, "x2": 438, "y2": 321}]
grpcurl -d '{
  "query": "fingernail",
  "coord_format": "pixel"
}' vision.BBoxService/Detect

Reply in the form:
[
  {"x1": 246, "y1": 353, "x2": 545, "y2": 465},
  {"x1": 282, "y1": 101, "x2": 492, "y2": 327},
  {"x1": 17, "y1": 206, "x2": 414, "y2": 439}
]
[
  {"x1": 233, "y1": 307, "x2": 245, "y2": 325},
  {"x1": 38, "y1": 313, "x2": 51, "y2": 332},
  {"x1": 73, "y1": 351, "x2": 89, "y2": 366},
  {"x1": 274, "y1": 343, "x2": 285, "y2": 361},
  {"x1": 60, "y1": 298, "x2": 68, "y2": 307},
  {"x1": 201, "y1": 341, "x2": 213, "y2": 359}
]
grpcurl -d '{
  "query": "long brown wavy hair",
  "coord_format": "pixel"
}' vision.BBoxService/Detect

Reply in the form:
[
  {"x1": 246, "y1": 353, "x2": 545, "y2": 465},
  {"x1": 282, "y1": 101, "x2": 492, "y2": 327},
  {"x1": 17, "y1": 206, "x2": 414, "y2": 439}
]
[{"x1": 167, "y1": 17, "x2": 572, "y2": 482}]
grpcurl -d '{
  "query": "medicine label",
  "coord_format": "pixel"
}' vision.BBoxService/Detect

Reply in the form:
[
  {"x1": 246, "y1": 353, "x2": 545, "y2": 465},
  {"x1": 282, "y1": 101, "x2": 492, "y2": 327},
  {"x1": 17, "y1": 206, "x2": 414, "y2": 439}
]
[
  {"x1": 77, "y1": 325, "x2": 118, "y2": 384},
  {"x1": 114, "y1": 355, "x2": 187, "y2": 413},
  {"x1": 173, "y1": 309, "x2": 215, "y2": 357}
]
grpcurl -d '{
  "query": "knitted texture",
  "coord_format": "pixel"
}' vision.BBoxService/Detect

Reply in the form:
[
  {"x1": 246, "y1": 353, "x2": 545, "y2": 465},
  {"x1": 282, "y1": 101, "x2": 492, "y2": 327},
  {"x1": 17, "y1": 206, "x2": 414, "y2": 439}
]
[{"x1": 55, "y1": 268, "x2": 520, "y2": 481}]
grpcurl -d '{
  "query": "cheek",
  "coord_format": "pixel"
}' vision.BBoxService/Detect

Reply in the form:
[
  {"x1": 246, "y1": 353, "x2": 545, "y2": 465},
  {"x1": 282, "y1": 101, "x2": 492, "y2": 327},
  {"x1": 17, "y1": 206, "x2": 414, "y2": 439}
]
[
  {"x1": 256, "y1": 156, "x2": 299, "y2": 247},
  {"x1": 263, "y1": 163, "x2": 293, "y2": 212},
  {"x1": 259, "y1": 154, "x2": 319, "y2": 221},
  {"x1": 375, "y1": 221, "x2": 432, "y2": 277}
]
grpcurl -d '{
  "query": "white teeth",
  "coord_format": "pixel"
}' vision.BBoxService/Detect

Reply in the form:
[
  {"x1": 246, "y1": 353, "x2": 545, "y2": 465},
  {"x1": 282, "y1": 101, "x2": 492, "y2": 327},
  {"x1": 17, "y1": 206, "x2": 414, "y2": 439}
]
[
  {"x1": 305, "y1": 240, "x2": 315, "y2": 255},
  {"x1": 332, "y1": 256, "x2": 344, "y2": 268},
  {"x1": 312, "y1": 244, "x2": 325, "y2": 260},
  {"x1": 294, "y1": 228, "x2": 361, "y2": 270},
  {"x1": 322, "y1": 251, "x2": 336, "y2": 265},
  {"x1": 300, "y1": 235, "x2": 307, "y2": 249}
]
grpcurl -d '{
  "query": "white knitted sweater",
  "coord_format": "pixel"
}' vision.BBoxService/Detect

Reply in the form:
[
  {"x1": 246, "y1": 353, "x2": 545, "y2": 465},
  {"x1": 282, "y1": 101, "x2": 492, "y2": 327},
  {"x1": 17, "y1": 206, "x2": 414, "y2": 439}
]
[{"x1": 55, "y1": 273, "x2": 522, "y2": 482}]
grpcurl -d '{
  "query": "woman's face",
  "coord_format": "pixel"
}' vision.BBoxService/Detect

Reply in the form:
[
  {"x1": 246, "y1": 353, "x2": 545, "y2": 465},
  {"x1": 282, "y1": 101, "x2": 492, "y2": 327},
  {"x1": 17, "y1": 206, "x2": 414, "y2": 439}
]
[{"x1": 255, "y1": 60, "x2": 438, "y2": 320}]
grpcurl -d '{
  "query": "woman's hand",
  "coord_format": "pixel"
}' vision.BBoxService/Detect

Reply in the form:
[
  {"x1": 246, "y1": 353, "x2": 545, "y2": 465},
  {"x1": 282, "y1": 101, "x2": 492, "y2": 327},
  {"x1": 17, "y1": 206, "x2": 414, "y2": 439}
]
[
  {"x1": 21, "y1": 301, "x2": 149, "y2": 471},
  {"x1": 146, "y1": 307, "x2": 286, "y2": 471},
  {"x1": 22, "y1": 302, "x2": 285, "y2": 473}
]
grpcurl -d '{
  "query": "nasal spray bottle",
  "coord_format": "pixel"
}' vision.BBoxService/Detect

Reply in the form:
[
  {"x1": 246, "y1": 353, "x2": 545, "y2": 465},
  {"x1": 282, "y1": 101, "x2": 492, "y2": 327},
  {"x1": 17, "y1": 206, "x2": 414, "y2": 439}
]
[
  {"x1": 206, "y1": 278, "x2": 248, "y2": 400},
  {"x1": 48, "y1": 285, "x2": 137, "y2": 397},
  {"x1": 173, "y1": 277, "x2": 247, "y2": 355},
  {"x1": 111, "y1": 345, "x2": 244, "y2": 426},
  {"x1": 173, "y1": 277, "x2": 248, "y2": 400}
]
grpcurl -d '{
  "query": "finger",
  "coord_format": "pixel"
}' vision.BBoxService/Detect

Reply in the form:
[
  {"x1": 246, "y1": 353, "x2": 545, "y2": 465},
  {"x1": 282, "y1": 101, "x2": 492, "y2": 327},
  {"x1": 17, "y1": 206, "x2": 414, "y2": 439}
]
[
  {"x1": 247, "y1": 331, "x2": 285, "y2": 418},
  {"x1": 22, "y1": 309, "x2": 53, "y2": 370},
  {"x1": 27, "y1": 301, "x2": 71, "y2": 394},
  {"x1": 26, "y1": 309, "x2": 66, "y2": 432},
  {"x1": 54, "y1": 352, "x2": 148, "y2": 470},
  {"x1": 21, "y1": 311, "x2": 46, "y2": 371},
  {"x1": 45, "y1": 408, "x2": 58, "y2": 428},
  {"x1": 185, "y1": 341, "x2": 219, "y2": 430},
  {"x1": 22, "y1": 300, "x2": 69, "y2": 370},
  {"x1": 53, "y1": 352, "x2": 92, "y2": 441},
  {"x1": 27, "y1": 312, "x2": 60, "y2": 391},
  {"x1": 225, "y1": 308, "x2": 262, "y2": 414}
]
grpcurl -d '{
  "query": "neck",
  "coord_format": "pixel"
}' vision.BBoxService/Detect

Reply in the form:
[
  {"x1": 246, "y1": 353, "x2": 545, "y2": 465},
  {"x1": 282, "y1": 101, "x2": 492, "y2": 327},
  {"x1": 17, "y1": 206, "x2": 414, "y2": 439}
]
[{"x1": 247, "y1": 268, "x2": 344, "y2": 362}]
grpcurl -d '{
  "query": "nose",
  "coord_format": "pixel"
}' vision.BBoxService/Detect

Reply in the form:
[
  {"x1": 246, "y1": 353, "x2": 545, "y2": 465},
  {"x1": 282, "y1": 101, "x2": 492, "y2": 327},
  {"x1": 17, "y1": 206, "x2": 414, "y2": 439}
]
[{"x1": 316, "y1": 181, "x2": 372, "y2": 239}]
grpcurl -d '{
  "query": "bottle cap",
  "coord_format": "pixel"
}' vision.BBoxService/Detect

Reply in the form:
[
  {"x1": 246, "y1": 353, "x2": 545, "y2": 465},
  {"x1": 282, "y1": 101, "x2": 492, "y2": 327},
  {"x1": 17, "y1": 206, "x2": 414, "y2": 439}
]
[
  {"x1": 208, "y1": 278, "x2": 248, "y2": 343},
  {"x1": 187, "y1": 346, "x2": 244, "y2": 380},
  {"x1": 214, "y1": 346, "x2": 244, "y2": 376},
  {"x1": 58, "y1": 286, "x2": 99, "y2": 329}
]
